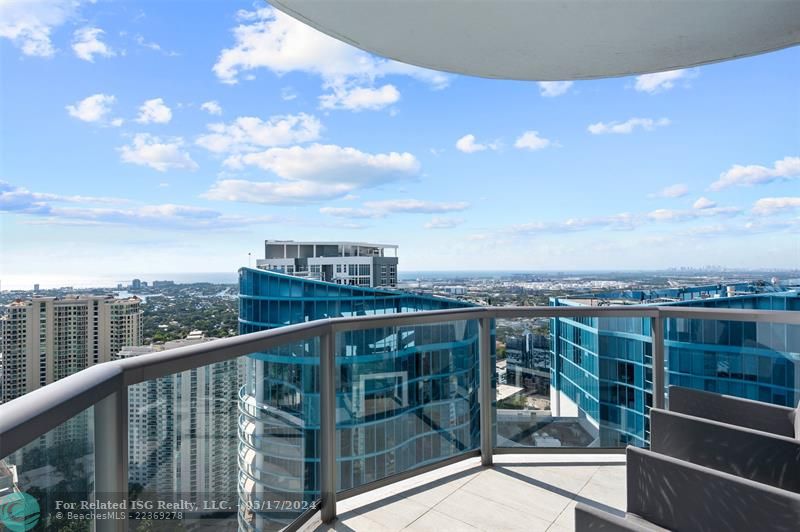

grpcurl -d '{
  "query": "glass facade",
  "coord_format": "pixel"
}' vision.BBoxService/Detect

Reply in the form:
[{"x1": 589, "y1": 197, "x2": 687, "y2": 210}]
[
  {"x1": 237, "y1": 267, "x2": 484, "y2": 529},
  {"x1": 551, "y1": 288, "x2": 799, "y2": 447}
]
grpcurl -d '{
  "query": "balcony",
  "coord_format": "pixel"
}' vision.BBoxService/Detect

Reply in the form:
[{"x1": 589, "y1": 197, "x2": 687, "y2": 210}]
[{"x1": 0, "y1": 305, "x2": 798, "y2": 532}]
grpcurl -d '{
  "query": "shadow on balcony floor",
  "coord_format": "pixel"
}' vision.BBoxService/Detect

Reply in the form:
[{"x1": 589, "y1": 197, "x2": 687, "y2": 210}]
[{"x1": 303, "y1": 454, "x2": 626, "y2": 532}]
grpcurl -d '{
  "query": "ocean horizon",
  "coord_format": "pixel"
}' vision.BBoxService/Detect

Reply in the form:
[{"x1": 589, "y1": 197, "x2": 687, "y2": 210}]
[{"x1": 2, "y1": 267, "x2": 796, "y2": 291}]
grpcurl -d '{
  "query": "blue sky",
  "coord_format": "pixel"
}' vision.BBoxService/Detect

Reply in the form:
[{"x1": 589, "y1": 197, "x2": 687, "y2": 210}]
[{"x1": 1, "y1": 0, "x2": 798, "y2": 286}]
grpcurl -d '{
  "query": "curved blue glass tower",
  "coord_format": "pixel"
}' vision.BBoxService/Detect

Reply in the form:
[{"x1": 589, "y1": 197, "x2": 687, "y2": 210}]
[
  {"x1": 550, "y1": 285, "x2": 799, "y2": 447},
  {"x1": 237, "y1": 267, "x2": 483, "y2": 529}
]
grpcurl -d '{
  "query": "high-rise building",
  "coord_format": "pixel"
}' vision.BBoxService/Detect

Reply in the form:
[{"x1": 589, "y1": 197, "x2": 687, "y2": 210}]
[
  {"x1": 549, "y1": 283, "x2": 799, "y2": 447},
  {"x1": 117, "y1": 336, "x2": 241, "y2": 504},
  {"x1": 256, "y1": 240, "x2": 399, "y2": 287},
  {"x1": 0, "y1": 295, "x2": 143, "y2": 403},
  {"x1": 237, "y1": 263, "x2": 486, "y2": 530}
]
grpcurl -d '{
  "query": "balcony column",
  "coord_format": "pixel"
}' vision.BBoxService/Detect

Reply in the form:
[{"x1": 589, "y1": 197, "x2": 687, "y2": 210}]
[
  {"x1": 94, "y1": 388, "x2": 128, "y2": 532},
  {"x1": 650, "y1": 315, "x2": 665, "y2": 410},
  {"x1": 479, "y1": 318, "x2": 493, "y2": 466},
  {"x1": 319, "y1": 328, "x2": 337, "y2": 522}
]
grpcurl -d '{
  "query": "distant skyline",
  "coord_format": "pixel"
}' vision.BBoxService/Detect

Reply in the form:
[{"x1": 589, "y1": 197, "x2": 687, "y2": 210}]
[{"x1": 1, "y1": 0, "x2": 799, "y2": 280}]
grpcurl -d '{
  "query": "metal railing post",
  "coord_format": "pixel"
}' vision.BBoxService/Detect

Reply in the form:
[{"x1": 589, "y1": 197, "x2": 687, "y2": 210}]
[
  {"x1": 479, "y1": 318, "x2": 493, "y2": 466},
  {"x1": 651, "y1": 315, "x2": 665, "y2": 410},
  {"x1": 319, "y1": 328, "x2": 337, "y2": 523},
  {"x1": 94, "y1": 388, "x2": 128, "y2": 532}
]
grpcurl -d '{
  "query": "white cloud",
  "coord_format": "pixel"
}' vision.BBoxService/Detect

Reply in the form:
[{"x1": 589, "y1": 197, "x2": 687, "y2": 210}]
[
  {"x1": 634, "y1": 69, "x2": 689, "y2": 93},
  {"x1": 319, "y1": 206, "x2": 379, "y2": 219},
  {"x1": 196, "y1": 113, "x2": 321, "y2": 154},
  {"x1": 66, "y1": 93, "x2": 116, "y2": 123},
  {"x1": 647, "y1": 206, "x2": 740, "y2": 222},
  {"x1": 224, "y1": 143, "x2": 419, "y2": 183},
  {"x1": 538, "y1": 81, "x2": 573, "y2": 97},
  {"x1": 648, "y1": 183, "x2": 689, "y2": 199},
  {"x1": 320, "y1": 200, "x2": 469, "y2": 219},
  {"x1": 0, "y1": 181, "x2": 280, "y2": 230},
  {"x1": 364, "y1": 199, "x2": 469, "y2": 214},
  {"x1": 693, "y1": 197, "x2": 717, "y2": 209},
  {"x1": 751, "y1": 197, "x2": 800, "y2": 215},
  {"x1": 512, "y1": 213, "x2": 639, "y2": 234},
  {"x1": 425, "y1": 217, "x2": 464, "y2": 229},
  {"x1": 212, "y1": 7, "x2": 448, "y2": 111},
  {"x1": 136, "y1": 98, "x2": 172, "y2": 124},
  {"x1": 200, "y1": 100, "x2": 222, "y2": 116},
  {"x1": 514, "y1": 131, "x2": 552, "y2": 151},
  {"x1": 456, "y1": 134, "x2": 499, "y2": 153},
  {"x1": 118, "y1": 134, "x2": 198, "y2": 172},
  {"x1": 709, "y1": 156, "x2": 800, "y2": 191},
  {"x1": 205, "y1": 179, "x2": 352, "y2": 204},
  {"x1": 72, "y1": 27, "x2": 114, "y2": 62},
  {"x1": 206, "y1": 144, "x2": 420, "y2": 204},
  {"x1": 588, "y1": 117, "x2": 670, "y2": 135},
  {"x1": 319, "y1": 84, "x2": 400, "y2": 111},
  {"x1": 0, "y1": 0, "x2": 81, "y2": 57}
]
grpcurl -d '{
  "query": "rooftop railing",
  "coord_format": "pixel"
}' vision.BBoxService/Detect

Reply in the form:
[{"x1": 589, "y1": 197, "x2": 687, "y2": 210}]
[{"x1": 0, "y1": 305, "x2": 798, "y2": 531}]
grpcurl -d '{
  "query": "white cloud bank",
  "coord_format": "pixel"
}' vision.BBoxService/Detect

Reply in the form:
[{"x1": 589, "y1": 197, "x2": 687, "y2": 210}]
[
  {"x1": 321, "y1": 200, "x2": 469, "y2": 219},
  {"x1": 0, "y1": 181, "x2": 279, "y2": 230},
  {"x1": 751, "y1": 197, "x2": 800, "y2": 216},
  {"x1": 205, "y1": 144, "x2": 420, "y2": 204},
  {"x1": 710, "y1": 156, "x2": 800, "y2": 191},
  {"x1": 212, "y1": 7, "x2": 447, "y2": 112},
  {"x1": 0, "y1": 0, "x2": 82, "y2": 57}
]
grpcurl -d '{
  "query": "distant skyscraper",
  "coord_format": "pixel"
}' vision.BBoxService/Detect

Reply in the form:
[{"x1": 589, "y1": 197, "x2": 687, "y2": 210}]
[
  {"x1": 117, "y1": 337, "x2": 241, "y2": 504},
  {"x1": 33, "y1": 284, "x2": 39, "y2": 292},
  {"x1": 0, "y1": 295, "x2": 142, "y2": 403},
  {"x1": 238, "y1": 245, "x2": 485, "y2": 530},
  {"x1": 550, "y1": 283, "x2": 799, "y2": 447},
  {"x1": 131, "y1": 278, "x2": 142, "y2": 290},
  {"x1": 256, "y1": 240, "x2": 399, "y2": 287}
]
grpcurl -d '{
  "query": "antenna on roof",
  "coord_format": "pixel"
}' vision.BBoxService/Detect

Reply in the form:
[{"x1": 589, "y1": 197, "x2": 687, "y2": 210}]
[{"x1": 248, "y1": 252, "x2": 252, "y2": 268}]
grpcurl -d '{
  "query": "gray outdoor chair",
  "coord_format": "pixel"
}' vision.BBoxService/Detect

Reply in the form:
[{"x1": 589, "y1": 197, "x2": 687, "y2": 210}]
[
  {"x1": 650, "y1": 387, "x2": 800, "y2": 493},
  {"x1": 576, "y1": 446, "x2": 800, "y2": 531}
]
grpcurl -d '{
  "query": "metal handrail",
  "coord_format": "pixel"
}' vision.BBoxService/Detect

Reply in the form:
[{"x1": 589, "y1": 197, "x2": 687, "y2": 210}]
[
  {"x1": 0, "y1": 304, "x2": 797, "y2": 532},
  {"x1": 2, "y1": 304, "x2": 798, "y2": 456}
]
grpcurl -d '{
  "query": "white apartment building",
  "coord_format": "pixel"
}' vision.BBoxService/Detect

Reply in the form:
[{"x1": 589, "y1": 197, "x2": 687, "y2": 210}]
[
  {"x1": 0, "y1": 295, "x2": 142, "y2": 403},
  {"x1": 256, "y1": 240, "x2": 399, "y2": 287},
  {"x1": 117, "y1": 337, "x2": 241, "y2": 502}
]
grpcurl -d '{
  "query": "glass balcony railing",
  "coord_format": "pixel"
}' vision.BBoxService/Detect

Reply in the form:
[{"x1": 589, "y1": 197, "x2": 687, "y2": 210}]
[{"x1": 0, "y1": 306, "x2": 797, "y2": 531}]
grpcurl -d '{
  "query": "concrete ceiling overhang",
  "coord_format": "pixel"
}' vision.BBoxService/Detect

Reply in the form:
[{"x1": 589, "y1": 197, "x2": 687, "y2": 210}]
[{"x1": 271, "y1": 0, "x2": 800, "y2": 80}]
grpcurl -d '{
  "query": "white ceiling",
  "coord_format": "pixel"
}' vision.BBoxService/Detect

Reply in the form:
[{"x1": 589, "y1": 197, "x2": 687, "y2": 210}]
[{"x1": 272, "y1": 0, "x2": 800, "y2": 80}]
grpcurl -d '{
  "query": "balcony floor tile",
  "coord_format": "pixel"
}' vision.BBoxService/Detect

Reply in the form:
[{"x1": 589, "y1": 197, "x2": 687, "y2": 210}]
[{"x1": 306, "y1": 454, "x2": 626, "y2": 532}]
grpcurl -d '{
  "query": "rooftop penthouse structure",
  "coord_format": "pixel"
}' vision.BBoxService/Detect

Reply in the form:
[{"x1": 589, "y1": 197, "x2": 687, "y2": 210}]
[{"x1": 256, "y1": 240, "x2": 399, "y2": 288}]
